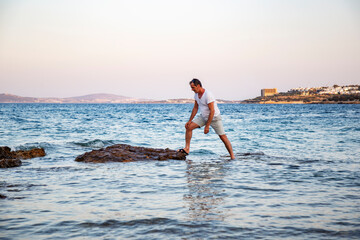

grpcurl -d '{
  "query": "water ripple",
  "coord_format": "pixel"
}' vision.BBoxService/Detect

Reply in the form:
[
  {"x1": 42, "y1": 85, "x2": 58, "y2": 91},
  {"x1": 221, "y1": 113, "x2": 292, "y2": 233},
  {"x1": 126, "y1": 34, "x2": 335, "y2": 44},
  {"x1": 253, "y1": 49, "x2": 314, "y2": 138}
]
[{"x1": 1, "y1": 104, "x2": 359, "y2": 239}]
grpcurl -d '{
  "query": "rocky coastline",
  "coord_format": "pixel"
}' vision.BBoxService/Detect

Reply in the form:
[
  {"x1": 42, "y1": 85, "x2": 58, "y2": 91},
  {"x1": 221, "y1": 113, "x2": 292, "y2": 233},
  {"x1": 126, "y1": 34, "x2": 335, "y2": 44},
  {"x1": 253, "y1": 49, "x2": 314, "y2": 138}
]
[{"x1": 243, "y1": 93, "x2": 360, "y2": 104}]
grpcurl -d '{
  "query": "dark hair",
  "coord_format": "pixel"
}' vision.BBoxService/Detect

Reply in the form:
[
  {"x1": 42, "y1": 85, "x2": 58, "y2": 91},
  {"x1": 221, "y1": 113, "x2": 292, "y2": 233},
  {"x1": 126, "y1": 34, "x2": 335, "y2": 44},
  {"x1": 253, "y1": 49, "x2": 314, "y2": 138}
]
[{"x1": 189, "y1": 78, "x2": 202, "y2": 87}]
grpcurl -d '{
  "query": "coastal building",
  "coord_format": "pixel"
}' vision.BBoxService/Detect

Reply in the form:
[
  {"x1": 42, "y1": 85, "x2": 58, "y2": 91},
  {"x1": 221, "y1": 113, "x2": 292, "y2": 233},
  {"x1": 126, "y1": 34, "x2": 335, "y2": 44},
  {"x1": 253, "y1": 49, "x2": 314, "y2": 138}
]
[
  {"x1": 289, "y1": 85, "x2": 360, "y2": 95},
  {"x1": 261, "y1": 88, "x2": 278, "y2": 97}
]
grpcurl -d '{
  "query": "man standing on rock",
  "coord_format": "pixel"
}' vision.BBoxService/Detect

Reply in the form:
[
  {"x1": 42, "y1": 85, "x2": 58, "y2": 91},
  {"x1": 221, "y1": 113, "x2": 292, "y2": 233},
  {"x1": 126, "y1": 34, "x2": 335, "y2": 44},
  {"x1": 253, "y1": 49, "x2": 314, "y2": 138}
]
[{"x1": 178, "y1": 79, "x2": 235, "y2": 159}]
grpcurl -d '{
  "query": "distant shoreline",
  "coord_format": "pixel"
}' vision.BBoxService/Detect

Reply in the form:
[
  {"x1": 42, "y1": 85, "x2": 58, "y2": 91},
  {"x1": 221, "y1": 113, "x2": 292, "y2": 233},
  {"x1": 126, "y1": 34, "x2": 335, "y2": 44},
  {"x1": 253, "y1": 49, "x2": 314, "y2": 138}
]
[
  {"x1": 243, "y1": 92, "x2": 360, "y2": 104},
  {"x1": 1, "y1": 101, "x2": 359, "y2": 104},
  {"x1": 1, "y1": 93, "x2": 360, "y2": 104},
  {"x1": 243, "y1": 100, "x2": 360, "y2": 104},
  {"x1": 0, "y1": 93, "x2": 243, "y2": 104}
]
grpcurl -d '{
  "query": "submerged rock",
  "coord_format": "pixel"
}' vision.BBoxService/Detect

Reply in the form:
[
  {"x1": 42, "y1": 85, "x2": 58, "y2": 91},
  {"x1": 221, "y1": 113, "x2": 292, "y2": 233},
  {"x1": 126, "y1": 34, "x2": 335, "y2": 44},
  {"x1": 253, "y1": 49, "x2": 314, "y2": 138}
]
[
  {"x1": 0, "y1": 159, "x2": 22, "y2": 168},
  {"x1": 0, "y1": 146, "x2": 46, "y2": 168},
  {"x1": 75, "y1": 144, "x2": 187, "y2": 163}
]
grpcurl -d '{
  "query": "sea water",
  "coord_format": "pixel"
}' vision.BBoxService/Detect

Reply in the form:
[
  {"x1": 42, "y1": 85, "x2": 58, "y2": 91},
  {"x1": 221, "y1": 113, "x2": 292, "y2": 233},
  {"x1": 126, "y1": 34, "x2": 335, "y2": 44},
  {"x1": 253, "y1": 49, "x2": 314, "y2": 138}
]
[{"x1": 0, "y1": 103, "x2": 359, "y2": 239}]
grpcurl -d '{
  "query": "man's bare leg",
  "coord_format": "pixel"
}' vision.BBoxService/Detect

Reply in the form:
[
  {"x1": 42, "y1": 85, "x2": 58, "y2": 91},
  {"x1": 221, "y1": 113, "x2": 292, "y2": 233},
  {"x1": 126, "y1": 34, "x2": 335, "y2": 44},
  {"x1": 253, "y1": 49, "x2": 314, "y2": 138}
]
[
  {"x1": 219, "y1": 134, "x2": 235, "y2": 159},
  {"x1": 183, "y1": 122, "x2": 200, "y2": 154}
]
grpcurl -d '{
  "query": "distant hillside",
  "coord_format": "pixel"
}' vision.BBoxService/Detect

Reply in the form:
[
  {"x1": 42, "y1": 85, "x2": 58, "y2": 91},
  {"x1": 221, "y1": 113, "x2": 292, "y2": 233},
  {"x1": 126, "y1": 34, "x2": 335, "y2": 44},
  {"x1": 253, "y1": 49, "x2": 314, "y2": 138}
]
[
  {"x1": 66, "y1": 93, "x2": 128, "y2": 100},
  {"x1": 0, "y1": 93, "x2": 243, "y2": 104},
  {"x1": 0, "y1": 94, "x2": 41, "y2": 103},
  {"x1": 62, "y1": 93, "x2": 138, "y2": 103},
  {"x1": 0, "y1": 93, "x2": 141, "y2": 103}
]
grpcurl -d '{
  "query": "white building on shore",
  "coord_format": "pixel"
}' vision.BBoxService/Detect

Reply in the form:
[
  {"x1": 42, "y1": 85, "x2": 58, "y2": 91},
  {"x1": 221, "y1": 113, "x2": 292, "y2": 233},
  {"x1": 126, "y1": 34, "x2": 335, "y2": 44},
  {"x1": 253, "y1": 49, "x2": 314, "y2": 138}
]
[{"x1": 289, "y1": 85, "x2": 360, "y2": 95}]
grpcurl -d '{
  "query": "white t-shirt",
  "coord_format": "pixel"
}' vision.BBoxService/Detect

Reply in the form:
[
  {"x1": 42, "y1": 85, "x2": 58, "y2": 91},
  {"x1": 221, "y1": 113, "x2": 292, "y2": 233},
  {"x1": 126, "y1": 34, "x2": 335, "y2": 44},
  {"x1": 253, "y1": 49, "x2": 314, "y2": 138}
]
[{"x1": 194, "y1": 89, "x2": 221, "y2": 119}]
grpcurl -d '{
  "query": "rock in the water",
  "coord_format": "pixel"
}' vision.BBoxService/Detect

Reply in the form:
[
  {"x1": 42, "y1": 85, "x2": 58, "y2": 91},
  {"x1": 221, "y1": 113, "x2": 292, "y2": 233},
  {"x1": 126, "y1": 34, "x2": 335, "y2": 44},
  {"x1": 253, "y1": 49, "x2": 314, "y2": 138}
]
[
  {"x1": 75, "y1": 144, "x2": 187, "y2": 163},
  {"x1": 0, "y1": 194, "x2": 7, "y2": 199},
  {"x1": 13, "y1": 148, "x2": 46, "y2": 159},
  {"x1": 0, "y1": 146, "x2": 46, "y2": 168},
  {"x1": 0, "y1": 158, "x2": 22, "y2": 168},
  {"x1": 0, "y1": 146, "x2": 13, "y2": 159}
]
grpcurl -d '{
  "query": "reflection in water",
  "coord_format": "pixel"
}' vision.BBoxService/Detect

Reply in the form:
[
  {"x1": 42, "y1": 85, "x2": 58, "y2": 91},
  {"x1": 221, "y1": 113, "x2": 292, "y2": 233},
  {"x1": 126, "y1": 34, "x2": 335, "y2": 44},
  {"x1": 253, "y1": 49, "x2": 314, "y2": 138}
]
[{"x1": 184, "y1": 159, "x2": 229, "y2": 222}]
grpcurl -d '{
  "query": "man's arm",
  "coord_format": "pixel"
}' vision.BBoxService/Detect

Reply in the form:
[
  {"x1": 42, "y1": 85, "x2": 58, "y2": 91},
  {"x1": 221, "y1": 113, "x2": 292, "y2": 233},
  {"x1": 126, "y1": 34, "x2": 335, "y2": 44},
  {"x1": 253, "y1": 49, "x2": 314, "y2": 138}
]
[
  {"x1": 185, "y1": 101, "x2": 198, "y2": 129},
  {"x1": 204, "y1": 102, "x2": 215, "y2": 134}
]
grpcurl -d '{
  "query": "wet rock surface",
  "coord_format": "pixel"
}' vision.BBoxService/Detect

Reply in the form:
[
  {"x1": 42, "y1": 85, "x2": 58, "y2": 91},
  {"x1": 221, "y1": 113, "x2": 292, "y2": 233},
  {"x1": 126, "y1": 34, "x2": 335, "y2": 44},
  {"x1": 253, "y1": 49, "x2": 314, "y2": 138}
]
[
  {"x1": 75, "y1": 144, "x2": 187, "y2": 163},
  {"x1": 0, "y1": 159, "x2": 22, "y2": 168},
  {"x1": 12, "y1": 148, "x2": 46, "y2": 159},
  {"x1": 0, "y1": 146, "x2": 12, "y2": 159},
  {"x1": 0, "y1": 146, "x2": 46, "y2": 168}
]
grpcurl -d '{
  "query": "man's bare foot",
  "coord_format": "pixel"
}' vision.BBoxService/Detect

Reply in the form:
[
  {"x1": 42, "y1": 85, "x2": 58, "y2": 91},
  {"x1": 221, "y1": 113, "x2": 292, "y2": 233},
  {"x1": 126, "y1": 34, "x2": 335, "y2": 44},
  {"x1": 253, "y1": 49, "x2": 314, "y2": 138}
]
[{"x1": 177, "y1": 148, "x2": 189, "y2": 155}]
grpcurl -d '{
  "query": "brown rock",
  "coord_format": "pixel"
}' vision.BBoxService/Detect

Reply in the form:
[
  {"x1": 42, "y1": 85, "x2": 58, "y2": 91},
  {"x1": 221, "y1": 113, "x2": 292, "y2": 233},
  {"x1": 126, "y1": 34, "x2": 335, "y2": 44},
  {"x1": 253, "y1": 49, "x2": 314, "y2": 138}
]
[
  {"x1": 0, "y1": 146, "x2": 14, "y2": 159},
  {"x1": 0, "y1": 159, "x2": 22, "y2": 168},
  {"x1": 13, "y1": 148, "x2": 46, "y2": 159},
  {"x1": 0, "y1": 146, "x2": 46, "y2": 168},
  {"x1": 75, "y1": 144, "x2": 187, "y2": 163}
]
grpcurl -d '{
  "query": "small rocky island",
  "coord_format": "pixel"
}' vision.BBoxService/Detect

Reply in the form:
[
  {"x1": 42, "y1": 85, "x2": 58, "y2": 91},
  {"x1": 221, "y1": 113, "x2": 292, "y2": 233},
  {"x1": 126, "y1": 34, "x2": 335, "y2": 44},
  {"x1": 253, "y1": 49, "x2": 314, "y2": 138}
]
[
  {"x1": 0, "y1": 146, "x2": 46, "y2": 168},
  {"x1": 75, "y1": 144, "x2": 187, "y2": 163}
]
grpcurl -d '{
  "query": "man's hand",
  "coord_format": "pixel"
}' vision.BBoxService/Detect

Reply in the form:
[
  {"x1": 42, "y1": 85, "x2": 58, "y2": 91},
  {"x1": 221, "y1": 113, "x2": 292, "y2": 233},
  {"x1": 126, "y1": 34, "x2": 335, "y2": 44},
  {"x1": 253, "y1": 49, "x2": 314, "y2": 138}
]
[
  {"x1": 204, "y1": 102, "x2": 214, "y2": 135},
  {"x1": 204, "y1": 125, "x2": 210, "y2": 134}
]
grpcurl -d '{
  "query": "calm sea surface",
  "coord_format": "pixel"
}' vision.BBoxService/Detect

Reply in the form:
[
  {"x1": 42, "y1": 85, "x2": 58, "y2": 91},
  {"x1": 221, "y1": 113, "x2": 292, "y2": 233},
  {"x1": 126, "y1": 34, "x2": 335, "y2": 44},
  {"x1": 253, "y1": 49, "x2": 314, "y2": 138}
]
[{"x1": 1, "y1": 103, "x2": 359, "y2": 239}]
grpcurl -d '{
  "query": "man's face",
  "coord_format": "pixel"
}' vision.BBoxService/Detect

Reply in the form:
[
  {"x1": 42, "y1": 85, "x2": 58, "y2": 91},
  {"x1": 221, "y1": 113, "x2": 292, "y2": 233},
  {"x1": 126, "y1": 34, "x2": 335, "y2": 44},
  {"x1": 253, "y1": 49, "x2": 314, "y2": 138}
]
[{"x1": 190, "y1": 83, "x2": 201, "y2": 93}]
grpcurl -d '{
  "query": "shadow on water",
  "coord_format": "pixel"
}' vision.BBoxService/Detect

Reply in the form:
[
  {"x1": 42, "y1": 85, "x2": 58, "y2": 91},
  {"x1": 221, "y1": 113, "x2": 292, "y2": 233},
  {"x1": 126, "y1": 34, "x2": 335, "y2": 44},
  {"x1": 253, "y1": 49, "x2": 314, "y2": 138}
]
[{"x1": 184, "y1": 159, "x2": 229, "y2": 222}]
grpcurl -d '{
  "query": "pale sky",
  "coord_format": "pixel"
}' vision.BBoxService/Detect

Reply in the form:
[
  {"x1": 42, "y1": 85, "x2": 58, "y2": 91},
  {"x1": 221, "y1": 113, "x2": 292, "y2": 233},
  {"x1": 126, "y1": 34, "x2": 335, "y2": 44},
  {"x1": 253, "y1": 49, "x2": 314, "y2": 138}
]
[{"x1": 0, "y1": 0, "x2": 359, "y2": 100}]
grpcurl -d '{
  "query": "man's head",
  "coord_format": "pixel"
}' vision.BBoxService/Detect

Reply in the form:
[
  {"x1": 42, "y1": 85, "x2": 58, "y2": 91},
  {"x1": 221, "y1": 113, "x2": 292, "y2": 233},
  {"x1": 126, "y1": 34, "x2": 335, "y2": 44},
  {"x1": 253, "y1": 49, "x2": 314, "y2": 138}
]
[
  {"x1": 189, "y1": 78, "x2": 202, "y2": 87},
  {"x1": 189, "y1": 78, "x2": 203, "y2": 93}
]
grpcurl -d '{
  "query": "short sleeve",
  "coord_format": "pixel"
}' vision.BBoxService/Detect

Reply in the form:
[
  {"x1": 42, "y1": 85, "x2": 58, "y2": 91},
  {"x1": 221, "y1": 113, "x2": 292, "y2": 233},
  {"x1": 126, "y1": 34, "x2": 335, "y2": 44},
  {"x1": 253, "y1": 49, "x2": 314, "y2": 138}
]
[{"x1": 206, "y1": 91, "x2": 215, "y2": 104}]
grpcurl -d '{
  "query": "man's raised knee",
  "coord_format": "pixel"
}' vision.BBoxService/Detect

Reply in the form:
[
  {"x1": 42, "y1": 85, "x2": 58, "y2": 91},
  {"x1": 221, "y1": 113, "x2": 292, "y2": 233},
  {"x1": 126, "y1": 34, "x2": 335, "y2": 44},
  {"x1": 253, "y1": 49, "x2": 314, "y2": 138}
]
[{"x1": 186, "y1": 122, "x2": 200, "y2": 131}]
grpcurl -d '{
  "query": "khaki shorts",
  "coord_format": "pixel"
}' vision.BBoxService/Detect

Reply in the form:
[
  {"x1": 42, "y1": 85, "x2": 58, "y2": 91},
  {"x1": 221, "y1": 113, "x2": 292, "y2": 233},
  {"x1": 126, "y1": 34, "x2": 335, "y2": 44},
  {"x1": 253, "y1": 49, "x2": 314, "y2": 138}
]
[{"x1": 192, "y1": 115, "x2": 226, "y2": 136}]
